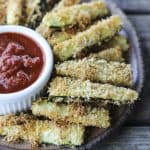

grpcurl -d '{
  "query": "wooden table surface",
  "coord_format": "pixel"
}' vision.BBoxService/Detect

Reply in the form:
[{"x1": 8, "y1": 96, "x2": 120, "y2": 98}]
[{"x1": 93, "y1": 0, "x2": 150, "y2": 149}]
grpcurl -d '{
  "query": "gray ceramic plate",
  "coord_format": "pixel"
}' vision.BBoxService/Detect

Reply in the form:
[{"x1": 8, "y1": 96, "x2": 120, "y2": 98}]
[{"x1": 0, "y1": 0, "x2": 144, "y2": 149}]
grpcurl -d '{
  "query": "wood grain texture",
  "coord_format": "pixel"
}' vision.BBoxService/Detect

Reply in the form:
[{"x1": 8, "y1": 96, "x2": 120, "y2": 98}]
[
  {"x1": 94, "y1": 127, "x2": 150, "y2": 150},
  {"x1": 112, "y1": 0, "x2": 150, "y2": 13}
]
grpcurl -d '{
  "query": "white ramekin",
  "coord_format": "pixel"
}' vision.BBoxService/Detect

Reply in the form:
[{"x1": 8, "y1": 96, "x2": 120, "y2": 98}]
[{"x1": 0, "y1": 25, "x2": 53, "y2": 115}]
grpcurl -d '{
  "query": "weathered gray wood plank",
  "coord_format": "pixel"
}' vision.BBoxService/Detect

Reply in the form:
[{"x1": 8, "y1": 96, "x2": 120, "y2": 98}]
[
  {"x1": 124, "y1": 15, "x2": 150, "y2": 124},
  {"x1": 93, "y1": 127, "x2": 150, "y2": 150},
  {"x1": 112, "y1": 0, "x2": 150, "y2": 13},
  {"x1": 128, "y1": 15, "x2": 150, "y2": 39}
]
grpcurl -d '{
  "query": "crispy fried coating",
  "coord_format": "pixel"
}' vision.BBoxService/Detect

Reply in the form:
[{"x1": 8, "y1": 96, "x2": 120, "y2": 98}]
[
  {"x1": 0, "y1": 114, "x2": 85, "y2": 146},
  {"x1": 55, "y1": 58, "x2": 132, "y2": 86},
  {"x1": 6, "y1": 0, "x2": 24, "y2": 25},
  {"x1": 53, "y1": 15, "x2": 122, "y2": 61},
  {"x1": 49, "y1": 77, "x2": 138, "y2": 105},
  {"x1": 53, "y1": 0, "x2": 81, "y2": 11},
  {"x1": 36, "y1": 23, "x2": 53, "y2": 39},
  {"x1": 101, "y1": 35, "x2": 129, "y2": 51},
  {"x1": 32, "y1": 99, "x2": 110, "y2": 128},
  {"x1": 24, "y1": 0, "x2": 42, "y2": 26},
  {"x1": 49, "y1": 97, "x2": 108, "y2": 107},
  {"x1": 43, "y1": 1, "x2": 108, "y2": 27},
  {"x1": 0, "y1": 0, "x2": 8, "y2": 24},
  {"x1": 87, "y1": 47, "x2": 124, "y2": 62},
  {"x1": 48, "y1": 30, "x2": 73, "y2": 46},
  {"x1": 49, "y1": 33, "x2": 129, "y2": 50},
  {"x1": 36, "y1": 0, "x2": 80, "y2": 39},
  {"x1": 0, "y1": 113, "x2": 34, "y2": 126},
  {"x1": 4, "y1": 0, "x2": 45, "y2": 26}
]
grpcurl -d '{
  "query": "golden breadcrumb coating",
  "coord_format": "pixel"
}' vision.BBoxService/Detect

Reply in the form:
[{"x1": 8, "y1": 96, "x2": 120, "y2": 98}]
[
  {"x1": 53, "y1": 0, "x2": 81, "y2": 11},
  {"x1": 0, "y1": 0, "x2": 8, "y2": 24},
  {"x1": 36, "y1": 0, "x2": 80, "y2": 40},
  {"x1": 101, "y1": 35, "x2": 129, "y2": 51},
  {"x1": 32, "y1": 98, "x2": 110, "y2": 128},
  {"x1": 36, "y1": 23, "x2": 53, "y2": 39},
  {"x1": 54, "y1": 15, "x2": 122, "y2": 61},
  {"x1": 49, "y1": 97, "x2": 108, "y2": 107},
  {"x1": 43, "y1": 1, "x2": 108, "y2": 27},
  {"x1": 24, "y1": 0, "x2": 42, "y2": 26},
  {"x1": 87, "y1": 47, "x2": 124, "y2": 62},
  {"x1": 49, "y1": 77, "x2": 138, "y2": 105},
  {"x1": 4, "y1": 0, "x2": 43, "y2": 26},
  {"x1": 55, "y1": 58, "x2": 132, "y2": 86},
  {"x1": 6, "y1": 0, "x2": 24, "y2": 25},
  {"x1": 0, "y1": 114, "x2": 85, "y2": 147},
  {"x1": 48, "y1": 30, "x2": 75, "y2": 46}
]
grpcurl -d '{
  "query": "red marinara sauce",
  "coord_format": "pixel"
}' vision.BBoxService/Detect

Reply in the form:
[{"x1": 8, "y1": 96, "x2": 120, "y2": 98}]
[{"x1": 0, "y1": 32, "x2": 44, "y2": 93}]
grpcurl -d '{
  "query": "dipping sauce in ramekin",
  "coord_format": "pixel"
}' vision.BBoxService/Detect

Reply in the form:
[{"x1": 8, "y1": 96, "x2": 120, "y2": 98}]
[
  {"x1": 0, "y1": 26, "x2": 53, "y2": 115},
  {"x1": 0, "y1": 32, "x2": 44, "y2": 93}
]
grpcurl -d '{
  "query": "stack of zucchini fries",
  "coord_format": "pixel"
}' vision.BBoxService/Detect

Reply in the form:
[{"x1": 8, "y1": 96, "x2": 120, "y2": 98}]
[
  {"x1": 0, "y1": 0, "x2": 55, "y2": 27},
  {"x1": 0, "y1": 0, "x2": 138, "y2": 148}
]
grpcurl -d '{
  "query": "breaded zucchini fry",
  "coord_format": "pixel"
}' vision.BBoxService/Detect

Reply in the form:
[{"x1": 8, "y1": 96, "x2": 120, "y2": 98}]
[
  {"x1": 50, "y1": 97, "x2": 108, "y2": 107},
  {"x1": 55, "y1": 58, "x2": 132, "y2": 86},
  {"x1": 36, "y1": 23, "x2": 53, "y2": 39},
  {"x1": 43, "y1": 1, "x2": 108, "y2": 27},
  {"x1": 32, "y1": 99, "x2": 110, "y2": 128},
  {"x1": 0, "y1": 0, "x2": 8, "y2": 24},
  {"x1": 54, "y1": 15, "x2": 122, "y2": 61},
  {"x1": 49, "y1": 29, "x2": 129, "y2": 49},
  {"x1": 24, "y1": 0, "x2": 41, "y2": 26},
  {"x1": 6, "y1": 0, "x2": 24, "y2": 25},
  {"x1": 36, "y1": 0, "x2": 80, "y2": 39},
  {"x1": 48, "y1": 31, "x2": 73, "y2": 46},
  {"x1": 101, "y1": 35, "x2": 129, "y2": 51},
  {"x1": 49, "y1": 77, "x2": 138, "y2": 105},
  {"x1": 87, "y1": 47, "x2": 124, "y2": 62},
  {"x1": 0, "y1": 114, "x2": 85, "y2": 146}
]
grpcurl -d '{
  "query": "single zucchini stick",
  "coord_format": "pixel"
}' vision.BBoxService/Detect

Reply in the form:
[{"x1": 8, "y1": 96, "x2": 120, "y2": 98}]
[
  {"x1": 49, "y1": 77, "x2": 138, "y2": 105},
  {"x1": 43, "y1": 1, "x2": 108, "y2": 27},
  {"x1": 54, "y1": 15, "x2": 122, "y2": 61},
  {"x1": 55, "y1": 58, "x2": 132, "y2": 86},
  {"x1": 0, "y1": 114, "x2": 85, "y2": 146},
  {"x1": 101, "y1": 35, "x2": 129, "y2": 52},
  {"x1": 0, "y1": 0, "x2": 8, "y2": 24},
  {"x1": 6, "y1": 0, "x2": 24, "y2": 25},
  {"x1": 87, "y1": 47, "x2": 124, "y2": 62},
  {"x1": 32, "y1": 99, "x2": 110, "y2": 128},
  {"x1": 36, "y1": 0, "x2": 80, "y2": 39}
]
